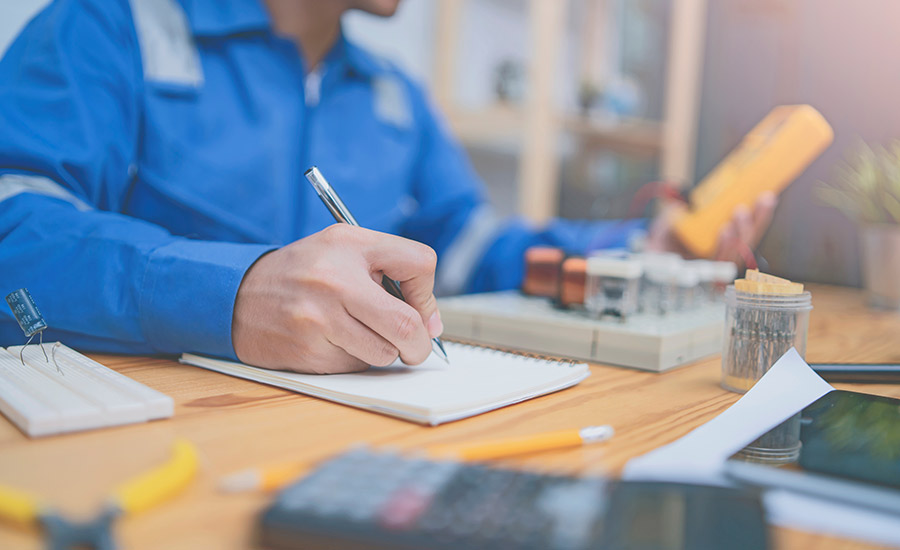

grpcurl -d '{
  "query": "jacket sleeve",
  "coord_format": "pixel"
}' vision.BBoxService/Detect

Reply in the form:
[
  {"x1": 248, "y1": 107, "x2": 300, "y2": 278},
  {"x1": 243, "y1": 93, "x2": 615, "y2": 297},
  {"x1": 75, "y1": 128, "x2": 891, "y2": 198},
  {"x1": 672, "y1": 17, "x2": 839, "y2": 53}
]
[
  {"x1": 0, "y1": 0, "x2": 274, "y2": 358},
  {"x1": 399, "y1": 83, "x2": 646, "y2": 295}
]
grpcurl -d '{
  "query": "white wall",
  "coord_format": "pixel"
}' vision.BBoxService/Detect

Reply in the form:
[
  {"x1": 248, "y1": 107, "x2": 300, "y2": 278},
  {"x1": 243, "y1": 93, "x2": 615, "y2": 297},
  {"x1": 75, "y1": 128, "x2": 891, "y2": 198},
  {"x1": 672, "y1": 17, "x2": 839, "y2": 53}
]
[
  {"x1": 696, "y1": 0, "x2": 900, "y2": 286},
  {"x1": 0, "y1": 0, "x2": 49, "y2": 58}
]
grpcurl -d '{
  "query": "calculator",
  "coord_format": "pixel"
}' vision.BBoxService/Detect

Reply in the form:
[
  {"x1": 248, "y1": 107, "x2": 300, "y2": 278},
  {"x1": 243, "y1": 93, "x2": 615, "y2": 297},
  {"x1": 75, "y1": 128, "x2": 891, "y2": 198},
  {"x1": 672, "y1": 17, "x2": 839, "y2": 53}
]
[{"x1": 257, "y1": 449, "x2": 768, "y2": 550}]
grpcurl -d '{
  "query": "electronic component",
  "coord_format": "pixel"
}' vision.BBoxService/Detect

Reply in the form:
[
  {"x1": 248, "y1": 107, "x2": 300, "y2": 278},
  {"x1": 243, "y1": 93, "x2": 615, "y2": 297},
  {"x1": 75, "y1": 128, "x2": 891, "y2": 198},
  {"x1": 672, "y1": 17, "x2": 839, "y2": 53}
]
[
  {"x1": 558, "y1": 256, "x2": 587, "y2": 308},
  {"x1": 522, "y1": 247, "x2": 565, "y2": 298},
  {"x1": 5, "y1": 287, "x2": 53, "y2": 368},
  {"x1": 0, "y1": 342, "x2": 173, "y2": 437},
  {"x1": 5, "y1": 288, "x2": 46, "y2": 338},
  {"x1": 259, "y1": 448, "x2": 769, "y2": 550},
  {"x1": 584, "y1": 255, "x2": 643, "y2": 320}
]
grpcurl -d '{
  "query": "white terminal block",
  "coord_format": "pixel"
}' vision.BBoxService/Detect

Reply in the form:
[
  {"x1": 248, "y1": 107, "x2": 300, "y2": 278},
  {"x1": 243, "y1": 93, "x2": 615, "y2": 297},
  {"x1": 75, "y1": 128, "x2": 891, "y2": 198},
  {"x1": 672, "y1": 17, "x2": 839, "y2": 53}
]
[
  {"x1": 0, "y1": 343, "x2": 173, "y2": 437},
  {"x1": 439, "y1": 291, "x2": 725, "y2": 372}
]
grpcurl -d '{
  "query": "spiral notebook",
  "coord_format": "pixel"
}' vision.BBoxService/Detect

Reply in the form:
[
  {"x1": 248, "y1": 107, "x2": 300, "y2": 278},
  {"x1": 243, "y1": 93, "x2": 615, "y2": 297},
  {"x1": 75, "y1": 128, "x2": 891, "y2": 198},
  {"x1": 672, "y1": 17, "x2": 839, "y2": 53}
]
[{"x1": 180, "y1": 342, "x2": 590, "y2": 425}]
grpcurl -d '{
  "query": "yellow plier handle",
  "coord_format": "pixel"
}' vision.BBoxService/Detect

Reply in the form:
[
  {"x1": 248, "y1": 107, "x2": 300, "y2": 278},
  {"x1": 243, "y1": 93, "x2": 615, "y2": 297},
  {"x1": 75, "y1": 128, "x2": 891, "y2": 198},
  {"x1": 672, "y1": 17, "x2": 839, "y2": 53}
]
[
  {"x1": 111, "y1": 439, "x2": 199, "y2": 516},
  {"x1": 0, "y1": 483, "x2": 43, "y2": 528}
]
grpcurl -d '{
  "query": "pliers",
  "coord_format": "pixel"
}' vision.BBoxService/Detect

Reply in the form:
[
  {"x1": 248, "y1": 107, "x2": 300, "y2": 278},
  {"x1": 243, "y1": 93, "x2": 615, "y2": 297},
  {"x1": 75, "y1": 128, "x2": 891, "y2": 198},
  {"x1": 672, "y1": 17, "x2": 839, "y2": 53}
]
[{"x1": 0, "y1": 439, "x2": 198, "y2": 550}]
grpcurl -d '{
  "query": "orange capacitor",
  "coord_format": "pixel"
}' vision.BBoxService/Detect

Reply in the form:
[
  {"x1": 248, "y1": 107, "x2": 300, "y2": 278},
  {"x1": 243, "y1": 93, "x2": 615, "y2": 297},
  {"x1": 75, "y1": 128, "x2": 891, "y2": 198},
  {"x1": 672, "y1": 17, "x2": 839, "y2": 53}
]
[
  {"x1": 522, "y1": 246, "x2": 565, "y2": 298},
  {"x1": 673, "y1": 105, "x2": 833, "y2": 258},
  {"x1": 558, "y1": 257, "x2": 587, "y2": 308}
]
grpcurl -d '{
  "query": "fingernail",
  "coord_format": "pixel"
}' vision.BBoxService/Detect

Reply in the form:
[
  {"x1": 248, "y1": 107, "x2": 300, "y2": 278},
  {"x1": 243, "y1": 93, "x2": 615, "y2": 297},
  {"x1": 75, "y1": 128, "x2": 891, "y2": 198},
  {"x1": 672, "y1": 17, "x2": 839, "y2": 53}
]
[{"x1": 427, "y1": 311, "x2": 443, "y2": 338}]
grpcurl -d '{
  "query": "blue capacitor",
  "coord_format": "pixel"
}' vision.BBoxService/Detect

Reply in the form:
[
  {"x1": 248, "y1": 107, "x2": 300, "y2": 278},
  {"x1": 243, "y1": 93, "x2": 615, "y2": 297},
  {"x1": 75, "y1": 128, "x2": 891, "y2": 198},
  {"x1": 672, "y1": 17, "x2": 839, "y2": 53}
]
[{"x1": 5, "y1": 288, "x2": 48, "y2": 338}]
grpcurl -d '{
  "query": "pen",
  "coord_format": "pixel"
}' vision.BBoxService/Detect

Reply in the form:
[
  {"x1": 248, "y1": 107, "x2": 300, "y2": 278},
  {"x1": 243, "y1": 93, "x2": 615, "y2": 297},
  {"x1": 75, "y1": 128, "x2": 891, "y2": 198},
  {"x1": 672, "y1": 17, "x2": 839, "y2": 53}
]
[
  {"x1": 219, "y1": 425, "x2": 615, "y2": 493},
  {"x1": 304, "y1": 166, "x2": 449, "y2": 364}
]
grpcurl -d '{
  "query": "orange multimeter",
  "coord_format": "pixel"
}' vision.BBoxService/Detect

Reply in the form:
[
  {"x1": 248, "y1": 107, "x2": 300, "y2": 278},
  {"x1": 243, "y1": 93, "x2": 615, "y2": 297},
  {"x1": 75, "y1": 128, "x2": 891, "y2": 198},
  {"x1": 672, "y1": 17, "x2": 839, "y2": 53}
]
[{"x1": 673, "y1": 105, "x2": 834, "y2": 258}]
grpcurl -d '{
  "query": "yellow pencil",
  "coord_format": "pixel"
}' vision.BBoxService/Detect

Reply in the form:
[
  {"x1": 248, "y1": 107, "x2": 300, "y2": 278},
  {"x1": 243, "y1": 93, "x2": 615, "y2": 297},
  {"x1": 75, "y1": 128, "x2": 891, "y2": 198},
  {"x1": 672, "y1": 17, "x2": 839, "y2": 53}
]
[
  {"x1": 219, "y1": 426, "x2": 614, "y2": 493},
  {"x1": 427, "y1": 425, "x2": 614, "y2": 462},
  {"x1": 219, "y1": 461, "x2": 312, "y2": 493}
]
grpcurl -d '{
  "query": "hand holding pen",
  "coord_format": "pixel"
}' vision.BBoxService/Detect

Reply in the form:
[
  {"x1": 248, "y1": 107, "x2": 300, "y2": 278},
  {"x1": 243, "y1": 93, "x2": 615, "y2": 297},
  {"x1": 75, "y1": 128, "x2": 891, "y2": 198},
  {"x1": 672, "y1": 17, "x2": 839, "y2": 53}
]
[
  {"x1": 231, "y1": 176, "x2": 445, "y2": 373},
  {"x1": 306, "y1": 166, "x2": 448, "y2": 363}
]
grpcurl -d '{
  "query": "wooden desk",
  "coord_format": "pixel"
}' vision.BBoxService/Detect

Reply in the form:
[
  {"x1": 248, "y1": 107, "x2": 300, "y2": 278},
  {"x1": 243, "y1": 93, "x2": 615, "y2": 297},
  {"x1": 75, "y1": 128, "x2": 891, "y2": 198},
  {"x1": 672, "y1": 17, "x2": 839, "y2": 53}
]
[{"x1": 1, "y1": 285, "x2": 898, "y2": 549}]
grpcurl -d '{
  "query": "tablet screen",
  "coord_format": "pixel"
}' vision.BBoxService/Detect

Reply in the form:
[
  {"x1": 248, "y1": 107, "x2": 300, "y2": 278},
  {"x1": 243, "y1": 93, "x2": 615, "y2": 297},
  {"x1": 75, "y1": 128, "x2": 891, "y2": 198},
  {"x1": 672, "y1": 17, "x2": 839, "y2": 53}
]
[{"x1": 797, "y1": 390, "x2": 900, "y2": 489}]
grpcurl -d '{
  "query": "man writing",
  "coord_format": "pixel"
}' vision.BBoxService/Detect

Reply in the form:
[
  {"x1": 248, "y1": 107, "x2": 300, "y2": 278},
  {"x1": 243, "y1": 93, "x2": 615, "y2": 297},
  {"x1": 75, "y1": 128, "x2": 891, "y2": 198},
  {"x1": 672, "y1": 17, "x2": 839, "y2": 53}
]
[{"x1": 0, "y1": 0, "x2": 774, "y2": 373}]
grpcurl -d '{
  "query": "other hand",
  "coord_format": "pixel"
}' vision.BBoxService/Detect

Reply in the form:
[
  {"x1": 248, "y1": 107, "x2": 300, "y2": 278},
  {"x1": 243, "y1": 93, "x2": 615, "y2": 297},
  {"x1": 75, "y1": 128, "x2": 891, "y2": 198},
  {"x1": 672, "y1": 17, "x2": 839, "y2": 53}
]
[
  {"x1": 645, "y1": 192, "x2": 778, "y2": 263},
  {"x1": 232, "y1": 224, "x2": 443, "y2": 373}
]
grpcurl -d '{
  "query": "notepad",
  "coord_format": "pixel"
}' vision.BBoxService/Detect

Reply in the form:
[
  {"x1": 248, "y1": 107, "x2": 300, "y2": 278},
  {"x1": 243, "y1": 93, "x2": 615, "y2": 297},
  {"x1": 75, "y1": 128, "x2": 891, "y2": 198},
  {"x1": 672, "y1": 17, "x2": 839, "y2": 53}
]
[
  {"x1": 180, "y1": 342, "x2": 590, "y2": 425},
  {"x1": 0, "y1": 343, "x2": 173, "y2": 437}
]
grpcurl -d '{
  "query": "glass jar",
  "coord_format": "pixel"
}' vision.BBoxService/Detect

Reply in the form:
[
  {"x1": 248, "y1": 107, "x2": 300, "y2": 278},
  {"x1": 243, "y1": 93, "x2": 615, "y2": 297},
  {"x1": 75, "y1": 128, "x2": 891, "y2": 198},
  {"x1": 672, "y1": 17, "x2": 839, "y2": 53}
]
[
  {"x1": 721, "y1": 286, "x2": 813, "y2": 393},
  {"x1": 723, "y1": 285, "x2": 812, "y2": 464}
]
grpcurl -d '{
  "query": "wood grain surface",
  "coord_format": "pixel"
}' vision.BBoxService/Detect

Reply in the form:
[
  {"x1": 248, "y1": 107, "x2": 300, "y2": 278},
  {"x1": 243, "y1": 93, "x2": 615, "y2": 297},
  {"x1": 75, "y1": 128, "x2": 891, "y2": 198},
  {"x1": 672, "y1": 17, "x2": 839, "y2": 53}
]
[{"x1": 0, "y1": 284, "x2": 897, "y2": 549}]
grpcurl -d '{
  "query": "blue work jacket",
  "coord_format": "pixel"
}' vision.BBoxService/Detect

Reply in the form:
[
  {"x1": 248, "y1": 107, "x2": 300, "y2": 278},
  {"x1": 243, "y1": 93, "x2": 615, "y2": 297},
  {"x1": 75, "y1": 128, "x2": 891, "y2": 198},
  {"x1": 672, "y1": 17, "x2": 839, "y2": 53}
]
[{"x1": 0, "y1": 0, "x2": 643, "y2": 359}]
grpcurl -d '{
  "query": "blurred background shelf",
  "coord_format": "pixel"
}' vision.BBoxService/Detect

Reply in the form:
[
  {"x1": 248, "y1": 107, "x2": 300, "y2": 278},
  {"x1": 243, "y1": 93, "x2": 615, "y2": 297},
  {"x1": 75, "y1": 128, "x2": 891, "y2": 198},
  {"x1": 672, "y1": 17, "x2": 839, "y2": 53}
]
[
  {"x1": 434, "y1": 0, "x2": 707, "y2": 222},
  {"x1": 447, "y1": 104, "x2": 663, "y2": 157}
]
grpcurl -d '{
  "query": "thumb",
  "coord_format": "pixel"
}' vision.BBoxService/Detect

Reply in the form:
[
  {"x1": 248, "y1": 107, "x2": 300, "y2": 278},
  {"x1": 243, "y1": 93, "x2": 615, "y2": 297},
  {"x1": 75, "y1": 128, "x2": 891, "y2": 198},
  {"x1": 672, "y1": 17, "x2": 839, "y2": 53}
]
[{"x1": 363, "y1": 231, "x2": 442, "y2": 338}]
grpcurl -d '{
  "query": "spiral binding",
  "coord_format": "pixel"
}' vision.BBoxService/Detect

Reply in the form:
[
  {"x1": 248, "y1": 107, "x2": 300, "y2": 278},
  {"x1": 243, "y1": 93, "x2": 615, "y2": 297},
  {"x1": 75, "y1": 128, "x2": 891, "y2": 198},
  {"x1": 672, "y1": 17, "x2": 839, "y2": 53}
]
[{"x1": 443, "y1": 338, "x2": 583, "y2": 367}]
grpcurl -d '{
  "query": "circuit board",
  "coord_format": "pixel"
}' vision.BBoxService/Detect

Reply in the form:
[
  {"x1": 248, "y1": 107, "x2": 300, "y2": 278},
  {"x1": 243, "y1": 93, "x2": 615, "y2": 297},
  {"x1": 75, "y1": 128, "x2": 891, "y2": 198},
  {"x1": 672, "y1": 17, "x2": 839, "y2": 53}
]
[{"x1": 438, "y1": 291, "x2": 725, "y2": 372}]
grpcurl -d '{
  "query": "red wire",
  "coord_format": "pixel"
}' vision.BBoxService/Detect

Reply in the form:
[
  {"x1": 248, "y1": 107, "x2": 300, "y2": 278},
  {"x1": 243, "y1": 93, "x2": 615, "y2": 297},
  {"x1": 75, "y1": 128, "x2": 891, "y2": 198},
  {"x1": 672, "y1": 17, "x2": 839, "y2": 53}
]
[
  {"x1": 735, "y1": 240, "x2": 758, "y2": 271},
  {"x1": 627, "y1": 180, "x2": 686, "y2": 218}
]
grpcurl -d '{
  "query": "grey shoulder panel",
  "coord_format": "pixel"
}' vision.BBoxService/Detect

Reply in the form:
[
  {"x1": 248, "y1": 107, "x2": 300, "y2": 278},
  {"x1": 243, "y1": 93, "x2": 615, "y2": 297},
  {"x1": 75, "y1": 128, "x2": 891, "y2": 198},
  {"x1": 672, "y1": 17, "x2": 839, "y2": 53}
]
[
  {"x1": 373, "y1": 75, "x2": 412, "y2": 130},
  {"x1": 0, "y1": 174, "x2": 92, "y2": 211},
  {"x1": 128, "y1": 0, "x2": 203, "y2": 86}
]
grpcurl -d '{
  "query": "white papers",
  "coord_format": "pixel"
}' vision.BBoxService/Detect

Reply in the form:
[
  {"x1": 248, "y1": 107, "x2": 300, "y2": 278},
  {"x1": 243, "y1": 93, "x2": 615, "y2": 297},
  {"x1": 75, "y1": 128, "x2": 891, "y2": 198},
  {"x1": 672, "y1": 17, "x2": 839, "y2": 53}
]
[
  {"x1": 624, "y1": 348, "x2": 831, "y2": 484},
  {"x1": 623, "y1": 348, "x2": 900, "y2": 546}
]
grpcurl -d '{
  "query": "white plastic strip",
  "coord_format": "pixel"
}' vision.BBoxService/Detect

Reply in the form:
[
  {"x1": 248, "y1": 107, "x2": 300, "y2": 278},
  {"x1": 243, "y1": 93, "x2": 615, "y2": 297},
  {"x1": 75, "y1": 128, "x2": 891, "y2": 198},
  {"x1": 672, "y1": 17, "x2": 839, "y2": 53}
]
[{"x1": 435, "y1": 205, "x2": 502, "y2": 296}]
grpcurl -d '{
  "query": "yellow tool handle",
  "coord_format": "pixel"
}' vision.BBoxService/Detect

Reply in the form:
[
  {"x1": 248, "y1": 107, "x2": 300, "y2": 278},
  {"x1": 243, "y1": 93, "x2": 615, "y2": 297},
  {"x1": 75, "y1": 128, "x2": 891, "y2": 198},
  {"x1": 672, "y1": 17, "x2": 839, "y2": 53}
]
[
  {"x1": 112, "y1": 439, "x2": 199, "y2": 516},
  {"x1": 0, "y1": 484, "x2": 42, "y2": 527},
  {"x1": 431, "y1": 429, "x2": 584, "y2": 462}
]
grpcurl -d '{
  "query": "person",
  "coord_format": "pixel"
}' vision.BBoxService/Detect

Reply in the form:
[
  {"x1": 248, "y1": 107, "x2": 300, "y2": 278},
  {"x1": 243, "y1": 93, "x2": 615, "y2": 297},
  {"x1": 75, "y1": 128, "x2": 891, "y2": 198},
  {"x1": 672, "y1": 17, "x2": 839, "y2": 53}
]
[{"x1": 0, "y1": 0, "x2": 774, "y2": 373}]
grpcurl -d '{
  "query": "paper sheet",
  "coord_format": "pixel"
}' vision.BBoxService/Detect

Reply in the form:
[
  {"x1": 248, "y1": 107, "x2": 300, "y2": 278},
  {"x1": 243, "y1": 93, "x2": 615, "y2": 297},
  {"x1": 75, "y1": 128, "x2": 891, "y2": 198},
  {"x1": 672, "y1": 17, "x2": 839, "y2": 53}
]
[{"x1": 623, "y1": 348, "x2": 900, "y2": 547}]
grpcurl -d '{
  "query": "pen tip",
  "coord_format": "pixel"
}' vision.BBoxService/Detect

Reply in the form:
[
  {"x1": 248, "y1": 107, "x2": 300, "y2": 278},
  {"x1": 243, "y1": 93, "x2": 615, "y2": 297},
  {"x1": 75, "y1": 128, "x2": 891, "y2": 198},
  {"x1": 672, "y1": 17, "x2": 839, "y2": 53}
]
[{"x1": 433, "y1": 338, "x2": 449, "y2": 364}]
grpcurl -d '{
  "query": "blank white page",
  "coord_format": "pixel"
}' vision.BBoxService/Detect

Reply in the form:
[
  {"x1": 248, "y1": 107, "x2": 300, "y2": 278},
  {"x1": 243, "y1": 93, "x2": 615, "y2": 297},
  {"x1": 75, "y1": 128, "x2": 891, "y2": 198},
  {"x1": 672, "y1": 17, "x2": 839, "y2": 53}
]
[{"x1": 182, "y1": 342, "x2": 589, "y2": 425}]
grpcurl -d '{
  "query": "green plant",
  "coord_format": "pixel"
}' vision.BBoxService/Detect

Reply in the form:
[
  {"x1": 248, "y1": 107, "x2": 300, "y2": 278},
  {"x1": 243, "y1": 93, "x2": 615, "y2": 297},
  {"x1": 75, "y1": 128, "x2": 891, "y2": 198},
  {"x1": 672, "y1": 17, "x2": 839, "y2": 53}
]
[{"x1": 816, "y1": 140, "x2": 900, "y2": 224}]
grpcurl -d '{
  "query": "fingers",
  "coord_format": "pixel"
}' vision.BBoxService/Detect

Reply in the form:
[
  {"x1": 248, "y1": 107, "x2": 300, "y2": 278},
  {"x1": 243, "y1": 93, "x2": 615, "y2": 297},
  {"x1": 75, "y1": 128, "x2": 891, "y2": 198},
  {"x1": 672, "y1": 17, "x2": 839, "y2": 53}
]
[
  {"x1": 236, "y1": 224, "x2": 442, "y2": 372},
  {"x1": 732, "y1": 203, "x2": 753, "y2": 248},
  {"x1": 304, "y1": 340, "x2": 370, "y2": 374},
  {"x1": 344, "y1": 278, "x2": 434, "y2": 365},
  {"x1": 329, "y1": 312, "x2": 400, "y2": 367},
  {"x1": 713, "y1": 192, "x2": 778, "y2": 262},
  {"x1": 750, "y1": 192, "x2": 777, "y2": 247},
  {"x1": 357, "y1": 229, "x2": 442, "y2": 338},
  {"x1": 714, "y1": 221, "x2": 739, "y2": 262}
]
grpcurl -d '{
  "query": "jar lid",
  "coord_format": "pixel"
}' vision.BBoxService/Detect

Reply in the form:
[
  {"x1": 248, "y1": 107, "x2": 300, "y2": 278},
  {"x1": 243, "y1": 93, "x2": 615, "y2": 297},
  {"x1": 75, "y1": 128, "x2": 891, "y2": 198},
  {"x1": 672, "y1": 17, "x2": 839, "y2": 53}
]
[
  {"x1": 675, "y1": 266, "x2": 700, "y2": 287},
  {"x1": 686, "y1": 259, "x2": 715, "y2": 282},
  {"x1": 586, "y1": 256, "x2": 643, "y2": 279}
]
